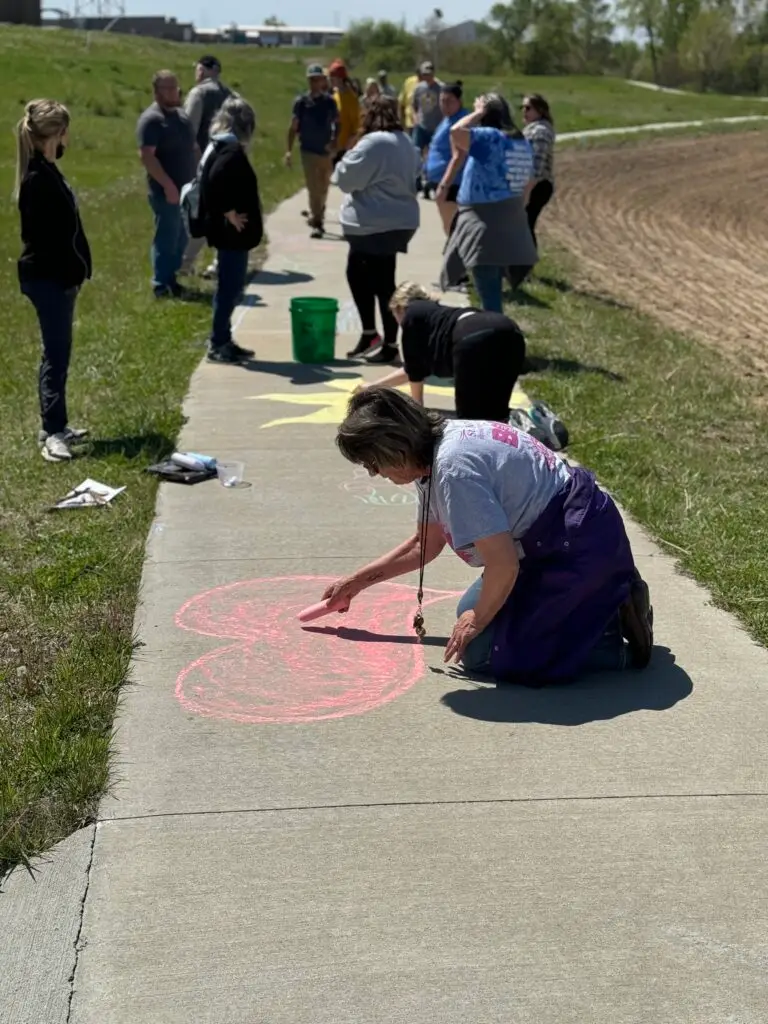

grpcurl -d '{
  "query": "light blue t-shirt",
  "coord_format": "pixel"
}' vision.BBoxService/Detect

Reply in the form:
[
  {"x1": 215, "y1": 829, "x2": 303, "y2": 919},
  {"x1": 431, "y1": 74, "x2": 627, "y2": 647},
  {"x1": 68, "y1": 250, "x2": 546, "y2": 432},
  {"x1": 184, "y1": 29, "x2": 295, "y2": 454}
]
[
  {"x1": 424, "y1": 109, "x2": 468, "y2": 186},
  {"x1": 417, "y1": 419, "x2": 570, "y2": 566},
  {"x1": 457, "y1": 127, "x2": 533, "y2": 206}
]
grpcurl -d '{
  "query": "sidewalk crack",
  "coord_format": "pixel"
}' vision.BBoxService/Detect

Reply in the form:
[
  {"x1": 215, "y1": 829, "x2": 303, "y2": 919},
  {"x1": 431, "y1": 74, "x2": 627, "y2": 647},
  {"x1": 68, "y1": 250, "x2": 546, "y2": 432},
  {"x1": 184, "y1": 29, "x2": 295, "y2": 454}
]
[{"x1": 65, "y1": 822, "x2": 97, "y2": 1023}]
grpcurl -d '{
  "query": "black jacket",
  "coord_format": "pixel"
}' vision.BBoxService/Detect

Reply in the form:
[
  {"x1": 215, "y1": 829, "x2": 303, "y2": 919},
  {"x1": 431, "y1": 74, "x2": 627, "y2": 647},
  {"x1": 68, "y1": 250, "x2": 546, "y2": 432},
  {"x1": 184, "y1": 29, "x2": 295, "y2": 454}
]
[
  {"x1": 18, "y1": 152, "x2": 92, "y2": 289},
  {"x1": 202, "y1": 140, "x2": 263, "y2": 252}
]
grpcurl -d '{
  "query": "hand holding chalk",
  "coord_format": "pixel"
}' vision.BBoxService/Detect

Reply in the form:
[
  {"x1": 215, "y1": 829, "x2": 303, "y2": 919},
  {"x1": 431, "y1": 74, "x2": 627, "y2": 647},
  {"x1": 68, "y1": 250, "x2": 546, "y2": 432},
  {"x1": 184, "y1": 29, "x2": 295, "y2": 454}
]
[{"x1": 297, "y1": 595, "x2": 352, "y2": 623}]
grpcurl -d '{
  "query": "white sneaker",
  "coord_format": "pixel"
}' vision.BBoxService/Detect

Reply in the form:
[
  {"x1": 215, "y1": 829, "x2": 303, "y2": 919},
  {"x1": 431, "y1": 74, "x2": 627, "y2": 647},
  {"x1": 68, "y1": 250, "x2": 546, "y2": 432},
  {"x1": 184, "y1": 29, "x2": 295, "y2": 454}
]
[
  {"x1": 528, "y1": 401, "x2": 569, "y2": 451},
  {"x1": 38, "y1": 425, "x2": 89, "y2": 444},
  {"x1": 41, "y1": 432, "x2": 73, "y2": 462}
]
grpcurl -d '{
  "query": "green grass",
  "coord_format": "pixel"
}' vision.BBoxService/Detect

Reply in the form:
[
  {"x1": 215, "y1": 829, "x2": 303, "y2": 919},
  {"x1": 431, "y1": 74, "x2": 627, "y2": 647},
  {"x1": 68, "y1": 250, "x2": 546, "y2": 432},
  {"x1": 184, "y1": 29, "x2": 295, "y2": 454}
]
[
  {"x1": 2, "y1": 24, "x2": 767, "y2": 875},
  {"x1": 505, "y1": 254, "x2": 768, "y2": 647},
  {"x1": 0, "y1": 29, "x2": 337, "y2": 874}
]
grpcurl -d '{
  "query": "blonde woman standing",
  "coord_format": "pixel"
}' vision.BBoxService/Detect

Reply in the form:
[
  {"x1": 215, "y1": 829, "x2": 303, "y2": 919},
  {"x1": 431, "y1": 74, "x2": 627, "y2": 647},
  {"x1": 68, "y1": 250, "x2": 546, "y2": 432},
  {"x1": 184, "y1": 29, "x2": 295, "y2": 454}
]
[{"x1": 16, "y1": 99, "x2": 92, "y2": 462}]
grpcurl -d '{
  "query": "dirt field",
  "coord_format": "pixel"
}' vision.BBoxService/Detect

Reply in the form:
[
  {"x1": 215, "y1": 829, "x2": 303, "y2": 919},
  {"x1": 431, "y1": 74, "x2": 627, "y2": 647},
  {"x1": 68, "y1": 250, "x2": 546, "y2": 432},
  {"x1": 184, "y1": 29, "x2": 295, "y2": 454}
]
[{"x1": 545, "y1": 132, "x2": 768, "y2": 380}]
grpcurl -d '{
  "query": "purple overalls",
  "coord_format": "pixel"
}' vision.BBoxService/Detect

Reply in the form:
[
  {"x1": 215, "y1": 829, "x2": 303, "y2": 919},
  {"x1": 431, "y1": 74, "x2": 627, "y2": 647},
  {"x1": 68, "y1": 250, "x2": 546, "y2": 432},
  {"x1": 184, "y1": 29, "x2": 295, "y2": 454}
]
[{"x1": 488, "y1": 466, "x2": 636, "y2": 686}]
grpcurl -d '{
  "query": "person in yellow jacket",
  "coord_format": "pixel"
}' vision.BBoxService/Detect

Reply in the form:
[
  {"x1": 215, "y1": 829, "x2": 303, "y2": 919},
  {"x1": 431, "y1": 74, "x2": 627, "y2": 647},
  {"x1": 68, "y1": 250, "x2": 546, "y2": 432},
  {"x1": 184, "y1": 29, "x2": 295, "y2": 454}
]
[
  {"x1": 328, "y1": 59, "x2": 360, "y2": 163},
  {"x1": 399, "y1": 69, "x2": 421, "y2": 134}
]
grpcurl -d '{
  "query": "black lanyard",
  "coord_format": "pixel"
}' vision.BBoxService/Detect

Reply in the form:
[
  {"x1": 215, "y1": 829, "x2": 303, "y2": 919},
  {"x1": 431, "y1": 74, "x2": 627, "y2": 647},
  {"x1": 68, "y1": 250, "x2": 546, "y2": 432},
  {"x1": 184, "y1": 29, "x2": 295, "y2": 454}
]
[{"x1": 413, "y1": 468, "x2": 433, "y2": 640}]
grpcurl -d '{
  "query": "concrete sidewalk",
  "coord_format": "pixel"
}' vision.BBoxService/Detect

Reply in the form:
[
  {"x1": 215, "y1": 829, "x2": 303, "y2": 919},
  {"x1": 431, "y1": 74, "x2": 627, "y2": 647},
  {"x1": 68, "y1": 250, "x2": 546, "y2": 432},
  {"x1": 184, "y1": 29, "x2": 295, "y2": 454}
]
[{"x1": 4, "y1": 188, "x2": 768, "y2": 1024}]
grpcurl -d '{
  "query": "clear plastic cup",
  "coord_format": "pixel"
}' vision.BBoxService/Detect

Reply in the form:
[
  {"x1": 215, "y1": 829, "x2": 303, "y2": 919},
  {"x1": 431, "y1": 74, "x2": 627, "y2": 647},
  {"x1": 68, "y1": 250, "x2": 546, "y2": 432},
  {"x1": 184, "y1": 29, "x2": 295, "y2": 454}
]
[{"x1": 216, "y1": 460, "x2": 246, "y2": 488}]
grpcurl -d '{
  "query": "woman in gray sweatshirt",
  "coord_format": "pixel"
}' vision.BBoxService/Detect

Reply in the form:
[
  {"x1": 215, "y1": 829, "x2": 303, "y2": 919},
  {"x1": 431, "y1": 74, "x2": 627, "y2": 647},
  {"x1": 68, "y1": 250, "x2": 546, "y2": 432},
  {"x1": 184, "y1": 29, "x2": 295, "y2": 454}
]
[{"x1": 332, "y1": 95, "x2": 420, "y2": 363}]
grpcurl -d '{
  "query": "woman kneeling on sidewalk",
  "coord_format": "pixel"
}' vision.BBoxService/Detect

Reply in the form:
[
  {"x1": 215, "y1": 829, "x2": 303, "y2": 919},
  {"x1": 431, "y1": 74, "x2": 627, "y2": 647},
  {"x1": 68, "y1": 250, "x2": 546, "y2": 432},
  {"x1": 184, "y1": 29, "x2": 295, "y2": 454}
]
[
  {"x1": 320, "y1": 388, "x2": 653, "y2": 685},
  {"x1": 356, "y1": 282, "x2": 526, "y2": 423},
  {"x1": 201, "y1": 97, "x2": 263, "y2": 365}
]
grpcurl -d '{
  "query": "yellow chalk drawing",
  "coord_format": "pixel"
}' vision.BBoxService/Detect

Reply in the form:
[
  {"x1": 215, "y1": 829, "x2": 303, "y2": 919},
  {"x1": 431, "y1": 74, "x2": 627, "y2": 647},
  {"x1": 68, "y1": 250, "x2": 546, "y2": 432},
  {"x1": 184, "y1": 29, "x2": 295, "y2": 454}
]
[{"x1": 249, "y1": 375, "x2": 530, "y2": 429}]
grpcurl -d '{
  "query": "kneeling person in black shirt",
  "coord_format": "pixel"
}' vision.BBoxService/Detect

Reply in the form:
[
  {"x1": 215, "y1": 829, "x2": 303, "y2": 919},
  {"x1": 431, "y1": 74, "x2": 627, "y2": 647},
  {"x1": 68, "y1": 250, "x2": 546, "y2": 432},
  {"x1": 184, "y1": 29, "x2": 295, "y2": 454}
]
[{"x1": 357, "y1": 282, "x2": 526, "y2": 422}]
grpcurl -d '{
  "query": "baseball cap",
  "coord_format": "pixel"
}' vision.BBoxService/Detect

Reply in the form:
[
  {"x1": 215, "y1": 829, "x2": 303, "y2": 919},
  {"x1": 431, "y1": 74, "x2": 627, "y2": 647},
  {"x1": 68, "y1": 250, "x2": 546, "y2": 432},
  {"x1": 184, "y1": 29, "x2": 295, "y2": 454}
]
[
  {"x1": 198, "y1": 55, "x2": 221, "y2": 71},
  {"x1": 328, "y1": 58, "x2": 348, "y2": 77},
  {"x1": 306, "y1": 63, "x2": 325, "y2": 77},
  {"x1": 377, "y1": 68, "x2": 388, "y2": 77},
  {"x1": 419, "y1": 60, "x2": 435, "y2": 74}
]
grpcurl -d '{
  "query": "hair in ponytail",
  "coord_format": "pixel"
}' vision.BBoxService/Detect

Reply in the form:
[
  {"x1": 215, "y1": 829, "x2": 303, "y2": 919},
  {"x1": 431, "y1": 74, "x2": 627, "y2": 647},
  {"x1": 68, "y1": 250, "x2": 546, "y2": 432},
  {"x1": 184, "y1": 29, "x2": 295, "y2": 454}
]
[{"x1": 14, "y1": 98, "x2": 70, "y2": 198}]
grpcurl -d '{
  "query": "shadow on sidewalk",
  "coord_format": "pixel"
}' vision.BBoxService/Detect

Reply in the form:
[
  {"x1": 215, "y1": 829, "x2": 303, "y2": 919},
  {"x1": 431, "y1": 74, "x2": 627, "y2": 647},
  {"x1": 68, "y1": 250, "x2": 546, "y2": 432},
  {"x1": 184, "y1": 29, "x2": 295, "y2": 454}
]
[
  {"x1": 303, "y1": 625, "x2": 448, "y2": 647},
  {"x1": 253, "y1": 269, "x2": 314, "y2": 285},
  {"x1": 240, "y1": 360, "x2": 361, "y2": 384},
  {"x1": 438, "y1": 646, "x2": 692, "y2": 726}
]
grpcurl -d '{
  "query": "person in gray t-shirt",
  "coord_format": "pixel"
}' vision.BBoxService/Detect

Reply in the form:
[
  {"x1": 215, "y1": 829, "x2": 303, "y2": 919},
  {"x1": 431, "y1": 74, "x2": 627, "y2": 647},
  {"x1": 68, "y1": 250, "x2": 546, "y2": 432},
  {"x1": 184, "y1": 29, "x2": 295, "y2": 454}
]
[
  {"x1": 136, "y1": 70, "x2": 197, "y2": 296},
  {"x1": 318, "y1": 388, "x2": 654, "y2": 686},
  {"x1": 412, "y1": 62, "x2": 443, "y2": 151}
]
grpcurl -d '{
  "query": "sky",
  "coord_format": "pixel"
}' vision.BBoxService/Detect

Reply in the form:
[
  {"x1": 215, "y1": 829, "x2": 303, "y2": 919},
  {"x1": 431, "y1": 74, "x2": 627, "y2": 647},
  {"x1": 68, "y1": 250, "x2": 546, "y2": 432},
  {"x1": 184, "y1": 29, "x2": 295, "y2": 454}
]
[{"x1": 122, "y1": 0, "x2": 474, "y2": 31}]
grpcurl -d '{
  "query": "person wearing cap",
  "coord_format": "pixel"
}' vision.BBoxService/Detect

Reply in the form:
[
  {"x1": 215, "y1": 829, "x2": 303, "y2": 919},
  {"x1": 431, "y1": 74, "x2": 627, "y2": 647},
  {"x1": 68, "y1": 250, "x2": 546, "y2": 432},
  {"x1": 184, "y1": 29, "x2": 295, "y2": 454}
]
[
  {"x1": 377, "y1": 70, "x2": 396, "y2": 98},
  {"x1": 328, "y1": 59, "x2": 360, "y2": 164},
  {"x1": 411, "y1": 62, "x2": 442, "y2": 155},
  {"x1": 181, "y1": 55, "x2": 232, "y2": 276},
  {"x1": 285, "y1": 64, "x2": 339, "y2": 238},
  {"x1": 184, "y1": 56, "x2": 232, "y2": 152},
  {"x1": 425, "y1": 81, "x2": 468, "y2": 233}
]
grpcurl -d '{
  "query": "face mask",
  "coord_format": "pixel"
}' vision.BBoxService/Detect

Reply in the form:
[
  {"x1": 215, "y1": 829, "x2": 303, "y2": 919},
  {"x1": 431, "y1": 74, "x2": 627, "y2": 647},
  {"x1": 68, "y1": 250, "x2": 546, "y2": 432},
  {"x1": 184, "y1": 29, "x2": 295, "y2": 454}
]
[{"x1": 55, "y1": 143, "x2": 66, "y2": 160}]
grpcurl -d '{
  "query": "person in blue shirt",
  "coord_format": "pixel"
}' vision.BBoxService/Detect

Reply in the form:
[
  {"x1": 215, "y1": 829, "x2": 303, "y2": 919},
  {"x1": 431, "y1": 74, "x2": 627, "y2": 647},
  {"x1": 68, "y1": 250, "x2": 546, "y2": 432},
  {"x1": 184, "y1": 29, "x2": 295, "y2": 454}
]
[
  {"x1": 424, "y1": 81, "x2": 468, "y2": 235},
  {"x1": 441, "y1": 94, "x2": 537, "y2": 313},
  {"x1": 285, "y1": 64, "x2": 339, "y2": 238}
]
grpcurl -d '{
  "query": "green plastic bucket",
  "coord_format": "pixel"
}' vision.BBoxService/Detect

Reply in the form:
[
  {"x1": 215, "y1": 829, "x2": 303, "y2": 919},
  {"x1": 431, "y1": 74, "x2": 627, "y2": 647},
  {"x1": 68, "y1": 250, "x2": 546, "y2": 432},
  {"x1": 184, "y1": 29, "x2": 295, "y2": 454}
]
[{"x1": 290, "y1": 297, "x2": 339, "y2": 364}]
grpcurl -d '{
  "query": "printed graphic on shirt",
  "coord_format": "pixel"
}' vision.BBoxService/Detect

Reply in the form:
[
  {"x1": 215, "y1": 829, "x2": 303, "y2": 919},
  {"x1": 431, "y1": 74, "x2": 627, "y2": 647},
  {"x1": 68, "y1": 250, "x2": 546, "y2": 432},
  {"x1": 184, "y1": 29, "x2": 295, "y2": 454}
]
[
  {"x1": 492, "y1": 421, "x2": 557, "y2": 469},
  {"x1": 416, "y1": 417, "x2": 570, "y2": 565}
]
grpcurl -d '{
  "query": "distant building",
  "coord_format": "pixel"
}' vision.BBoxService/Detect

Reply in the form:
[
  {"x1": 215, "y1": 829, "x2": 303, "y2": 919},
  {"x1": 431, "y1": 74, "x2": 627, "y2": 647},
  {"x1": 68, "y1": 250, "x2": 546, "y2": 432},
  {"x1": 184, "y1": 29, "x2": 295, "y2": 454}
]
[
  {"x1": 42, "y1": 15, "x2": 194, "y2": 41},
  {"x1": 198, "y1": 24, "x2": 345, "y2": 48},
  {"x1": 0, "y1": 0, "x2": 41, "y2": 25},
  {"x1": 437, "y1": 20, "x2": 480, "y2": 46}
]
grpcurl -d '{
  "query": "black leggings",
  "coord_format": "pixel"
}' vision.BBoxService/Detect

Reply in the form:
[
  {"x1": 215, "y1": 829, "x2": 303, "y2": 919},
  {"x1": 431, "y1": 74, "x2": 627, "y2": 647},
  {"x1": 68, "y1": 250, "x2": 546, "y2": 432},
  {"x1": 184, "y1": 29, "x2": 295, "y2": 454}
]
[
  {"x1": 346, "y1": 248, "x2": 398, "y2": 347},
  {"x1": 452, "y1": 312, "x2": 526, "y2": 422},
  {"x1": 526, "y1": 180, "x2": 554, "y2": 248}
]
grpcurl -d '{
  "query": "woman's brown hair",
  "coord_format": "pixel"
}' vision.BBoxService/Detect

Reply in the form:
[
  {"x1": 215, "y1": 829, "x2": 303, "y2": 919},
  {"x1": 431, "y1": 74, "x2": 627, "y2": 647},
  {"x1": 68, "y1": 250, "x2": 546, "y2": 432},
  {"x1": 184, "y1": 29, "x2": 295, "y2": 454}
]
[
  {"x1": 525, "y1": 93, "x2": 554, "y2": 127},
  {"x1": 360, "y1": 94, "x2": 402, "y2": 135}
]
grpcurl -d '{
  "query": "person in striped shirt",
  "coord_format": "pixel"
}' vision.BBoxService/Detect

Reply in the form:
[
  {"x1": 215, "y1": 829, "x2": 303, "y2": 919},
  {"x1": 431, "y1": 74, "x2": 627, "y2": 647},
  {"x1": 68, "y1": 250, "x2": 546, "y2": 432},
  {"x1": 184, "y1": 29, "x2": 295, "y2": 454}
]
[{"x1": 521, "y1": 93, "x2": 555, "y2": 249}]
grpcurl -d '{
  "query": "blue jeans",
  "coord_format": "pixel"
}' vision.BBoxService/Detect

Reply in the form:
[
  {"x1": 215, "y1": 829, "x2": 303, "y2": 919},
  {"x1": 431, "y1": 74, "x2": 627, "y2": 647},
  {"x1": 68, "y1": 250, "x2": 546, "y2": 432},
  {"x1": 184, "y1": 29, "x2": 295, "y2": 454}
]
[
  {"x1": 456, "y1": 576, "x2": 627, "y2": 677},
  {"x1": 211, "y1": 249, "x2": 249, "y2": 349},
  {"x1": 21, "y1": 279, "x2": 79, "y2": 435},
  {"x1": 412, "y1": 124, "x2": 434, "y2": 151},
  {"x1": 472, "y1": 265, "x2": 504, "y2": 313},
  {"x1": 149, "y1": 192, "x2": 187, "y2": 291}
]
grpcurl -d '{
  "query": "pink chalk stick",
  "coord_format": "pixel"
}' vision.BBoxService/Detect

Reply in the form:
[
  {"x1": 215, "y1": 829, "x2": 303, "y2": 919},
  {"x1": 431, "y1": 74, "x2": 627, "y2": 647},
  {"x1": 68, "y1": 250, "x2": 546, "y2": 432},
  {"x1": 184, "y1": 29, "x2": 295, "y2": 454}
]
[{"x1": 297, "y1": 596, "x2": 351, "y2": 622}]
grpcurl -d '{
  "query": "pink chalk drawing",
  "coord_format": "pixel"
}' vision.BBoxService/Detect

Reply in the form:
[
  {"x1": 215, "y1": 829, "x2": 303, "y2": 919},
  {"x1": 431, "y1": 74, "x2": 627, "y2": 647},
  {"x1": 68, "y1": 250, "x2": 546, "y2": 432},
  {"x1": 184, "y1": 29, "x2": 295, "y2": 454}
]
[{"x1": 174, "y1": 576, "x2": 458, "y2": 725}]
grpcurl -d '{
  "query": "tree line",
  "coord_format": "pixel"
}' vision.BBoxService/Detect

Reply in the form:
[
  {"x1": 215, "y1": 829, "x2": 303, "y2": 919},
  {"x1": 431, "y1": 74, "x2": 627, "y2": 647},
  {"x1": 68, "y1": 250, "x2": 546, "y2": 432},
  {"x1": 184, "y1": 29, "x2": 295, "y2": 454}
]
[{"x1": 340, "y1": 3, "x2": 768, "y2": 94}]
